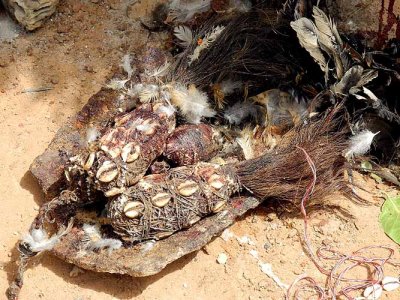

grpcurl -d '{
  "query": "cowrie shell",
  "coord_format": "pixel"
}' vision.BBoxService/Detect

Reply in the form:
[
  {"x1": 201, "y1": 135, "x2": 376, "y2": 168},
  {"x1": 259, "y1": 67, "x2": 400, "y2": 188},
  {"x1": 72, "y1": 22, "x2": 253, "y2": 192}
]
[
  {"x1": 121, "y1": 143, "x2": 140, "y2": 163},
  {"x1": 83, "y1": 152, "x2": 96, "y2": 170},
  {"x1": 123, "y1": 201, "x2": 144, "y2": 219},
  {"x1": 151, "y1": 193, "x2": 171, "y2": 208},
  {"x1": 208, "y1": 174, "x2": 224, "y2": 190},
  {"x1": 104, "y1": 187, "x2": 125, "y2": 197},
  {"x1": 177, "y1": 181, "x2": 198, "y2": 197},
  {"x1": 96, "y1": 161, "x2": 118, "y2": 182},
  {"x1": 382, "y1": 276, "x2": 400, "y2": 291},
  {"x1": 212, "y1": 200, "x2": 227, "y2": 213}
]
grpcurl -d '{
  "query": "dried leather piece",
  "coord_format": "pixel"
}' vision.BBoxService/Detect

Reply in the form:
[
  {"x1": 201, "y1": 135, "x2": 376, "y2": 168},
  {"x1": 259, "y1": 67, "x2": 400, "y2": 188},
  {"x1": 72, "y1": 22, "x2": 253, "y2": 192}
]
[
  {"x1": 164, "y1": 124, "x2": 223, "y2": 166},
  {"x1": 52, "y1": 196, "x2": 261, "y2": 277}
]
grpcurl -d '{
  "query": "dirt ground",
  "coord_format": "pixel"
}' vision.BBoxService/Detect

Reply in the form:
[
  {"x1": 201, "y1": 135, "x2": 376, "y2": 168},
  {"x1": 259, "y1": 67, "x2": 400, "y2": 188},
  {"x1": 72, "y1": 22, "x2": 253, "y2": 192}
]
[{"x1": 1, "y1": 1, "x2": 400, "y2": 299}]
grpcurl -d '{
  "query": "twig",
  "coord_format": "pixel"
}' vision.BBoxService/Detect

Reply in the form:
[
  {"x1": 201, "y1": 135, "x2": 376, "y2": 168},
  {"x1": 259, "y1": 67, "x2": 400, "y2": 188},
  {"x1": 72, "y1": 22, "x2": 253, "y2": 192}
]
[{"x1": 21, "y1": 87, "x2": 53, "y2": 93}]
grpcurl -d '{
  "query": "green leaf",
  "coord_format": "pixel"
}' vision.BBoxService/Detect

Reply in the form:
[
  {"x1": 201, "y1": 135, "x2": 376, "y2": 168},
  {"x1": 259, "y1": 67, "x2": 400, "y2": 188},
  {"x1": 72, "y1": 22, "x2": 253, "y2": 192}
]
[
  {"x1": 380, "y1": 195, "x2": 400, "y2": 244},
  {"x1": 361, "y1": 160, "x2": 372, "y2": 170},
  {"x1": 370, "y1": 173, "x2": 383, "y2": 183}
]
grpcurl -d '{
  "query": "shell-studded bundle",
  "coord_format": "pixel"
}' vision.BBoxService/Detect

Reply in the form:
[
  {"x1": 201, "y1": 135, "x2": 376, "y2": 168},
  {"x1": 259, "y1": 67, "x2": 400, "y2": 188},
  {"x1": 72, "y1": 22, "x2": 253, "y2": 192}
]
[{"x1": 9, "y1": 2, "x2": 400, "y2": 299}]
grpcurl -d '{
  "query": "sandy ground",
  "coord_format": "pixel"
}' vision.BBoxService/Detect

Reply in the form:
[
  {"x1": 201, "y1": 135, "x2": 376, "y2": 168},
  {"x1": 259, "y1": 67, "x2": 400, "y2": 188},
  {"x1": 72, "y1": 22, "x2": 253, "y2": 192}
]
[{"x1": 1, "y1": 1, "x2": 400, "y2": 299}]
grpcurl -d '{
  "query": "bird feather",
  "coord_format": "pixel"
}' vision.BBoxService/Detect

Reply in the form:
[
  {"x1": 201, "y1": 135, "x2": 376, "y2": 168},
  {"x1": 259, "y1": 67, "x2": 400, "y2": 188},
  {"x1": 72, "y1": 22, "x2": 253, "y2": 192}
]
[
  {"x1": 174, "y1": 25, "x2": 193, "y2": 47},
  {"x1": 189, "y1": 25, "x2": 225, "y2": 64},
  {"x1": 312, "y1": 7, "x2": 342, "y2": 51},
  {"x1": 290, "y1": 18, "x2": 327, "y2": 72},
  {"x1": 345, "y1": 130, "x2": 378, "y2": 158},
  {"x1": 333, "y1": 65, "x2": 363, "y2": 95}
]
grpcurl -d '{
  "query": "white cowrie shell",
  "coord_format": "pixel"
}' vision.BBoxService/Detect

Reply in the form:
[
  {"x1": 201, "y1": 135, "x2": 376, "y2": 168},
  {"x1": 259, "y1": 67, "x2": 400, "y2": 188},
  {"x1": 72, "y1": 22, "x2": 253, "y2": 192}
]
[
  {"x1": 177, "y1": 181, "x2": 198, "y2": 197},
  {"x1": 123, "y1": 201, "x2": 144, "y2": 219},
  {"x1": 96, "y1": 161, "x2": 118, "y2": 182},
  {"x1": 83, "y1": 152, "x2": 96, "y2": 170},
  {"x1": 151, "y1": 193, "x2": 171, "y2": 208},
  {"x1": 363, "y1": 284, "x2": 382, "y2": 299},
  {"x1": 382, "y1": 276, "x2": 400, "y2": 291},
  {"x1": 121, "y1": 143, "x2": 141, "y2": 163},
  {"x1": 104, "y1": 187, "x2": 125, "y2": 197},
  {"x1": 208, "y1": 174, "x2": 224, "y2": 190},
  {"x1": 212, "y1": 200, "x2": 227, "y2": 213}
]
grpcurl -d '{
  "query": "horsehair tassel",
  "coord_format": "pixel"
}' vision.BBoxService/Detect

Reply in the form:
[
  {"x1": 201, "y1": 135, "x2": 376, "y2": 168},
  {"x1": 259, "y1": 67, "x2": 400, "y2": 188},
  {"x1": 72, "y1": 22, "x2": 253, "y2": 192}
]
[
  {"x1": 236, "y1": 118, "x2": 349, "y2": 203},
  {"x1": 108, "y1": 117, "x2": 350, "y2": 242}
]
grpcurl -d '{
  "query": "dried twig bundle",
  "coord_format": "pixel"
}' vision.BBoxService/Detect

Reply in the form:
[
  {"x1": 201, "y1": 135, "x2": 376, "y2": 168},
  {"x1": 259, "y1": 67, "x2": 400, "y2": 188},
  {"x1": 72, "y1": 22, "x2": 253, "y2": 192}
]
[
  {"x1": 108, "y1": 163, "x2": 240, "y2": 242},
  {"x1": 108, "y1": 115, "x2": 350, "y2": 242},
  {"x1": 66, "y1": 103, "x2": 176, "y2": 199}
]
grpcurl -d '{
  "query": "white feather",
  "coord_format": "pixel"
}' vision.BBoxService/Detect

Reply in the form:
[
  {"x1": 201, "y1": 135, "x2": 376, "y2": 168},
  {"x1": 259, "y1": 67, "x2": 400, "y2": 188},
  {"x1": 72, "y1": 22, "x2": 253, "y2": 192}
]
[
  {"x1": 106, "y1": 79, "x2": 129, "y2": 90},
  {"x1": 120, "y1": 54, "x2": 135, "y2": 79},
  {"x1": 145, "y1": 61, "x2": 171, "y2": 78},
  {"x1": 87, "y1": 238, "x2": 122, "y2": 252},
  {"x1": 174, "y1": 25, "x2": 193, "y2": 47},
  {"x1": 170, "y1": 84, "x2": 216, "y2": 124},
  {"x1": 219, "y1": 79, "x2": 242, "y2": 95},
  {"x1": 189, "y1": 25, "x2": 225, "y2": 64},
  {"x1": 236, "y1": 127, "x2": 254, "y2": 159},
  {"x1": 82, "y1": 224, "x2": 122, "y2": 253},
  {"x1": 82, "y1": 224, "x2": 100, "y2": 237},
  {"x1": 139, "y1": 84, "x2": 160, "y2": 102},
  {"x1": 23, "y1": 228, "x2": 62, "y2": 252},
  {"x1": 168, "y1": 0, "x2": 211, "y2": 22},
  {"x1": 224, "y1": 101, "x2": 258, "y2": 125},
  {"x1": 155, "y1": 104, "x2": 176, "y2": 117},
  {"x1": 86, "y1": 127, "x2": 100, "y2": 144},
  {"x1": 345, "y1": 130, "x2": 379, "y2": 158},
  {"x1": 127, "y1": 83, "x2": 144, "y2": 97}
]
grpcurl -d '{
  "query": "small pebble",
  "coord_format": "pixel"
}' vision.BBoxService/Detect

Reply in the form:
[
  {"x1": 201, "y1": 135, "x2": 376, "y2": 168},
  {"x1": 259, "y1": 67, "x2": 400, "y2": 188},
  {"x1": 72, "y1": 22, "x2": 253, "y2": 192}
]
[
  {"x1": 263, "y1": 242, "x2": 271, "y2": 251},
  {"x1": 217, "y1": 253, "x2": 228, "y2": 265},
  {"x1": 69, "y1": 266, "x2": 85, "y2": 277}
]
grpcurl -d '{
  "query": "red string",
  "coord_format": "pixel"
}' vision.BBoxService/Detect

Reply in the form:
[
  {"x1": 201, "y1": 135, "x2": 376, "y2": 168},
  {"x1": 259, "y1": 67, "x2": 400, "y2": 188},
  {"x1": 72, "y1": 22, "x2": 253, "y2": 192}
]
[{"x1": 286, "y1": 147, "x2": 398, "y2": 300}]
